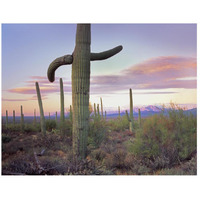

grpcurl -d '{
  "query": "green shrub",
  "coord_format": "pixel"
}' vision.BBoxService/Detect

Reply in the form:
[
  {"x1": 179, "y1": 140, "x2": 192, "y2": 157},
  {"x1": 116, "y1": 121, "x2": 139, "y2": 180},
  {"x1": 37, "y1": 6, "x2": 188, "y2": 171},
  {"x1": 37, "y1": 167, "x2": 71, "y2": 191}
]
[
  {"x1": 46, "y1": 120, "x2": 57, "y2": 131},
  {"x1": 107, "y1": 115, "x2": 129, "y2": 132},
  {"x1": 88, "y1": 118, "x2": 107, "y2": 148},
  {"x1": 130, "y1": 104, "x2": 197, "y2": 168}
]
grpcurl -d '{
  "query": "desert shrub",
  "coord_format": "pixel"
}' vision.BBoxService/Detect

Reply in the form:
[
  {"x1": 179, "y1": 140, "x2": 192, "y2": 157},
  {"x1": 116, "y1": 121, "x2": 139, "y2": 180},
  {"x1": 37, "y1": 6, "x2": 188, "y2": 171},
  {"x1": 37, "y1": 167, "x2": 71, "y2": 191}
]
[
  {"x1": 130, "y1": 104, "x2": 197, "y2": 169},
  {"x1": 24, "y1": 124, "x2": 40, "y2": 133},
  {"x1": 88, "y1": 118, "x2": 107, "y2": 148},
  {"x1": 107, "y1": 116, "x2": 129, "y2": 132},
  {"x1": 89, "y1": 149, "x2": 107, "y2": 162},
  {"x1": 58, "y1": 120, "x2": 72, "y2": 136},
  {"x1": 2, "y1": 134, "x2": 11, "y2": 143},
  {"x1": 104, "y1": 148, "x2": 127, "y2": 170},
  {"x1": 46, "y1": 120, "x2": 57, "y2": 131}
]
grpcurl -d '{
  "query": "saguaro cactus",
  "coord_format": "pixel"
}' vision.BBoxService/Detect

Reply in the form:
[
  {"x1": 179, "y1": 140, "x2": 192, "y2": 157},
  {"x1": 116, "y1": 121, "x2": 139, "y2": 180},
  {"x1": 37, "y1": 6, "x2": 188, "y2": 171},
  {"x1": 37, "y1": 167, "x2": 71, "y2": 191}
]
[
  {"x1": 60, "y1": 78, "x2": 65, "y2": 123},
  {"x1": 138, "y1": 108, "x2": 141, "y2": 128},
  {"x1": 129, "y1": 88, "x2": 134, "y2": 132},
  {"x1": 33, "y1": 109, "x2": 36, "y2": 125},
  {"x1": 100, "y1": 97, "x2": 103, "y2": 119},
  {"x1": 47, "y1": 24, "x2": 122, "y2": 160},
  {"x1": 20, "y1": 106, "x2": 24, "y2": 132},
  {"x1": 69, "y1": 105, "x2": 73, "y2": 122},
  {"x1": 6, "y1": 110, "x2": 8, "y2": 128},
  {"x1": 13, "y1": 110, "x2": 15, "y2": 125},
  {"x1": 55, "y1": 111, "x2": 58, "y2": 123},
  {"x1": 118, "y1": 106, "x2": 120, "y2": 118},
  {"x1": 35, "y1": 82, "x2": 46, "y2": 135},
  {"x1": 94, "y1": 103, "x2": 97, "y2": 118}
]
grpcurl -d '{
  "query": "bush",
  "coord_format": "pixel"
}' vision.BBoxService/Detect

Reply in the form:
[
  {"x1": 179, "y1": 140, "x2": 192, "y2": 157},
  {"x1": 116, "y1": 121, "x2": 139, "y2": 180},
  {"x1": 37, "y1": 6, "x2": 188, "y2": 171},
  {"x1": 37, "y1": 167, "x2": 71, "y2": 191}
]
[
  {"x1": 107, "y1": 116, "x2": 129, "y2": 132},
  {"x1": 2, "y1": 134, "x2": 11, "y2": 143},
  {"x1": 130, "y1": 104, "x2": 197, "y2": 168},
  {"x1": 46, "y1": 120, "x2": 57, "y2": 131},
  {"x1": 88, "y1": 118, "x2": 107, "y2": 148}
]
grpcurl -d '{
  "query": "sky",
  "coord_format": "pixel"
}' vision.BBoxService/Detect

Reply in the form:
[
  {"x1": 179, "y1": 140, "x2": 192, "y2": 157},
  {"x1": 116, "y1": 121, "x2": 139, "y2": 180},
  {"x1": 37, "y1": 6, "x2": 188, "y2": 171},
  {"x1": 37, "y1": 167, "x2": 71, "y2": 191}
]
[{"x1": 2, "y1": 24, "x2": 197, "y2": 116}]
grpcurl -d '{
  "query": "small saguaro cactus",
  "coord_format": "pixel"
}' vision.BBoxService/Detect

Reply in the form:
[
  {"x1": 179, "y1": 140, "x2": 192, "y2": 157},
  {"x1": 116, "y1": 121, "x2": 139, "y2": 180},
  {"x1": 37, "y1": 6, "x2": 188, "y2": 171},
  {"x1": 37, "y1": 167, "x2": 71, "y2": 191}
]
[
  {"x1": 33, "y1": 109, "x2": 36, "y2": 125},
  {"x1": 47, "y1": 24, "x2": 122, "y2": 160},
  {"x1": 118, "y1": 106, "x2": 120, "y2": 118},
  {"x1": 105, "y1": 111, "x2": 107, "y2": 120},
  {"x1": 94, "y1": 103, "x2": 97, "y2": 118},
  {"x1": 138, "y1": 108, "x2": 141, "y2": 128},
  {"x1": 13, "y1": 110, "x2": 15, "y2": 125},
  {"x1": 20, "y1": 106, "x2": 24, "y2": 132},
  {"x1": 6, "y1": 110, "x2": 8, "y2": 128},
  {"x1": 60, "y1": 78, "x2": 65, "y2": 123},
  {"x1": 97, "y1": 104, "x2": 100, "y2": 119},
  {"x1": 129, "y1": 88, "x2": 134, "y2": 132},
  {"x1": 55, "y1": 111, "x2": 58, "y2": 123},
  {"x1": 100, "y1": 97, "x2": 103, "y2": 119},
  {"x1": 35, "y1": 82, "x2": 46, "y2": 135}
]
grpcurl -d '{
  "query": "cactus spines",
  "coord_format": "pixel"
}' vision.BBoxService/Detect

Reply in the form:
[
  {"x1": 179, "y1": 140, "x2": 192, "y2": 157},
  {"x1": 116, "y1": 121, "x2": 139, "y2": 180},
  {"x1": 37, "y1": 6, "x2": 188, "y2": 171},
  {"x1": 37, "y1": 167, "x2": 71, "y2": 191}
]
[
  {"x1": 138, "y1": 108, "x2": 141, "y2": 128},
  {"x1": 6, "y1": 110, "x2": 8, "y2": 128},
  {"x1": 20, "y1": 105, "x2": 24, "y2": 132},
  {"x1": 129, "y1": 88, "x2": 134, "y2": 132},
  {"x1": 13, "y1": 110, "x2": 15, "y2": 125},
  {"x1": 100, "y1": 97, "x2": 103, "y2": 119},
  {"x1": 35, "y1": 82, "x2": 46, "y2": 135},
  {"x1": 47, "y1": 24, "x2": 123, "y2": 160}
]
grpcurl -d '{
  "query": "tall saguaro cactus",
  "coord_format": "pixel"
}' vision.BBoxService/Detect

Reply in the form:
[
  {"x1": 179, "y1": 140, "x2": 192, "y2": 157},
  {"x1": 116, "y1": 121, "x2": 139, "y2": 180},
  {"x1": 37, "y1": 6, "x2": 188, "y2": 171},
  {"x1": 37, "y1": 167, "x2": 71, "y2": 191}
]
[
  {"x1": 47, "y1": 24, "x2": 122, "y2": 160},
  {"x1": 35, "y1": 82, "x2": 46, "y2": 135},
  {"x1": 129, "y1": 88, "x2": 134, "y2": 132},
  {"x1": 100, "y1": 97, "x2": 103, "y2": 119},
  {"x1": 20, "y1": 106, "x2": 24, "y2": 132},
  {"x1": 6, "y1": 110, "x2": 8, "y2": 128},
  {"x1": 13, "y1": 110, "x2": 15, "y2": 125},
  {"x1": 138, "y1": 108, "x2": 141, "y2": 128},
  {"x1": 60, "y1": 78, "x2": 65, "y2": 124}
]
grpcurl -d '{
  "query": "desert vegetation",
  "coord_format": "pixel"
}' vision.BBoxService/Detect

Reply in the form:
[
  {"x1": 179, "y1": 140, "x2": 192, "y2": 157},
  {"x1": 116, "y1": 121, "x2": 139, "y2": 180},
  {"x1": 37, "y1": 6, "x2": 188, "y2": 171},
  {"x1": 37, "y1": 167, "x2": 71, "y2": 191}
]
[{"x1": 1, "y1": 102, "x2": 197, "y2": 175}]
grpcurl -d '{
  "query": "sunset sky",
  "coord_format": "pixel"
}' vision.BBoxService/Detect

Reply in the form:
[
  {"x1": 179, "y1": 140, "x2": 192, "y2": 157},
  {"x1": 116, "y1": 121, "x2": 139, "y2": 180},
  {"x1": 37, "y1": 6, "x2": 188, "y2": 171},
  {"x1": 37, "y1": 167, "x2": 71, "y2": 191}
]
[{"x1": 2, "y1": 24, "x2": 197, "y2": 116}]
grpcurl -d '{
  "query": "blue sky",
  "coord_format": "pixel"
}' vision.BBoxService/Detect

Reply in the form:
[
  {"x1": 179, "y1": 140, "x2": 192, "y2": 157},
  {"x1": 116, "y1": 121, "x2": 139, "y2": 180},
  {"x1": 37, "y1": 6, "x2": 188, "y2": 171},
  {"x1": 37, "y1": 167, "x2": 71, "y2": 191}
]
[{"x1": 2, "y1": 24, "x2": 197, "y2": 115}]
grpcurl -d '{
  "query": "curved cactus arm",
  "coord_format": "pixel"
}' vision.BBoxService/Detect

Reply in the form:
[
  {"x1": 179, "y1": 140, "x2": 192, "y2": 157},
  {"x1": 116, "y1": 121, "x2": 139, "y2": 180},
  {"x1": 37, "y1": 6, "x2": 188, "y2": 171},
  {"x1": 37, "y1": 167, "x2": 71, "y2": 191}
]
[
  {"x1": 47, "y1": 54, "x2": 73, "y2": 82},
  {"x1": 90, "y1": 45, "x2": 123, "y2": 61}
]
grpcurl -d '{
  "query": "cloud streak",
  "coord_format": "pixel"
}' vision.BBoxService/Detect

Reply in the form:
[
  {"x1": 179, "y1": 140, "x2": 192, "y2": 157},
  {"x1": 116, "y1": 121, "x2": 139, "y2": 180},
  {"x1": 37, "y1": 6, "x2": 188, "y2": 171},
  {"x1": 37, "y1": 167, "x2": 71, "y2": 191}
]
[
  {"x1": 90, "y1": 56, "x2": 196, "y2": 94},
  {"x1": 7, "y1": 56, "x2": 196, "y2": 97}
]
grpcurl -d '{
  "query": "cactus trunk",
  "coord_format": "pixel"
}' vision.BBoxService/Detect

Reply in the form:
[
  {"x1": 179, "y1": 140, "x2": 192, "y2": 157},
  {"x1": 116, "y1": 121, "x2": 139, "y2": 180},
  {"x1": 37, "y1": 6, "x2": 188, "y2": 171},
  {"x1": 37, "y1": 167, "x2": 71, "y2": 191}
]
[
  {"x1": 60, "y1": 78, "x2": 65, "y2": 123},
  {"x1": 97, "y1": 104, "x2": 100, "y2": 119},
  {"x1": 129, "y1": 88, "x2": 134, "y2": 132},
  {"x1": 35, "y1": 82, "x2": 46, "y2": 135},
  {"x1": 6, "y1": 110, "x2": 8, "y2": 128},
  {"x1": 100, "y1": 97, "x2": 103, "y2": 119},
  {"x1": 55, "y1": 111, "x2": 58, "y2": 122},
  {"x1": 118, "y1": 106, "x2": 120, "y2": 118},
  {"x1": 94, "y1": 103, "x2": 97, "y2": 118},
  {"x1": 20, "y1": 106, "x2": 24, "y2": 132},
  {"x1": 47, "y1": 24, "x2": 122, "y2": 160},
  {"x1": 72, "y1": 24, "x2": 91, "y2": 160},
  {"x1": 69, "y1": 105, "x2": 73, "y2": 122},
  {"x1": 138, "y1": 108, "x2": 141, "y2": 128},
  {"x1": 33, "y1": 109, "x2": 36, "y2": 125},
  {"x1": 13, "y1": 110, "x2": 15, "y2": 125}
]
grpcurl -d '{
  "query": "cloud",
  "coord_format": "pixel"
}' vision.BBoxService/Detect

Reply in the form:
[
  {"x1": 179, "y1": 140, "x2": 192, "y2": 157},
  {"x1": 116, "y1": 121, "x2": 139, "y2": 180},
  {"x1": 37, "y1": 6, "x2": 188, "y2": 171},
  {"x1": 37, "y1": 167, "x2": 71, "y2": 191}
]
[
  {"x1": 90, "y1": 56, "x2": 196, "y2": 94},
  {"x1": 7, "y1": 56, "x2": 196, "y2": 97}
]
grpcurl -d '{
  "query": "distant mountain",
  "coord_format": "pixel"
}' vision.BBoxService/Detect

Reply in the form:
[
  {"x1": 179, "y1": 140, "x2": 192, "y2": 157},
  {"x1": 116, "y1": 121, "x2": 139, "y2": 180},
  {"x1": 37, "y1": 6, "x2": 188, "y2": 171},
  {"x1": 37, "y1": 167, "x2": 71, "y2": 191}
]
[{"x1": 105, "y1": 105, "x2": 197, "y2": 118}]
